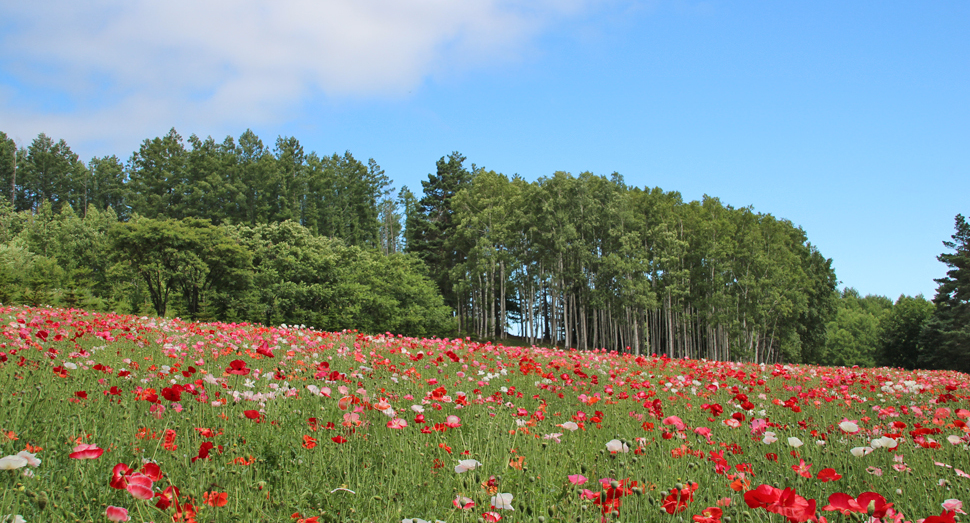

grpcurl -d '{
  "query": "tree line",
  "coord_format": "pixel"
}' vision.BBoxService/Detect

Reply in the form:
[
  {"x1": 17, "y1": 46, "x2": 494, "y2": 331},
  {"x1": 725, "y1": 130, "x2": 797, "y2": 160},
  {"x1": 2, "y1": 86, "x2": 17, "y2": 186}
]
[
  {"x1": 407, "y1": 158, "x2": 836, "y2": 364},
  {"x1": 1, "y1": 130, "x2": 966, "y2": 371}
]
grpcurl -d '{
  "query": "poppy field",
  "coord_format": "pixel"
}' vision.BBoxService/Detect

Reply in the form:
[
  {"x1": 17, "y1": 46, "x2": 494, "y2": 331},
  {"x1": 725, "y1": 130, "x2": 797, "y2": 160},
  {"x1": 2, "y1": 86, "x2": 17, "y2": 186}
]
[{"x1": 1, "y1": 306, "x2": 968, "y2": 523}]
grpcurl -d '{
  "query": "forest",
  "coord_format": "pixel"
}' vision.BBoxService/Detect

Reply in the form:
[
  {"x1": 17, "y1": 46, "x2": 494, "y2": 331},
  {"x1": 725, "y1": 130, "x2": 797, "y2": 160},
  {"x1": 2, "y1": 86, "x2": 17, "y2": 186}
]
[{"x1": 0, "y1": 129, "x2": 967, "y2": 372}]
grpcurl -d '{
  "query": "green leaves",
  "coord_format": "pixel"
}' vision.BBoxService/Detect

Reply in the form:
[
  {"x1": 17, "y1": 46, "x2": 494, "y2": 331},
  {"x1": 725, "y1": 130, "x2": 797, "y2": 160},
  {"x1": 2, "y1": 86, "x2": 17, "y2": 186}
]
[
  {"x1": 109, "y1": 217, "x2": 252, "y2": 320},
  {"x1": 230, "y1": 221, "x2": 454, "y2": 336}
]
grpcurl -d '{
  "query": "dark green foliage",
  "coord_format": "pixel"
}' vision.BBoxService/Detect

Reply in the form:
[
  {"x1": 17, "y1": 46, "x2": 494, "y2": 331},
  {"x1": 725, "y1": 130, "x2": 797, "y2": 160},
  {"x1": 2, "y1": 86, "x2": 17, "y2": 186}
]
[
  {"x1": 14, "y1": 133, "x2": 87, "y2": 212},
  {"x1": 876, "y1": 294, "x2": 934, "y2": 369},
  {"x1": 127, "y1": 128, "x2": 188, "y2": 219},
  {"x1": 109, "y1": 217, "x2": 252, "y2": 320},
  {"x1": 822, "y1": 289, "x2": 889, "y2": 368},
  {"x1": 794, "y1": 246, "x2": 839, "y2": 364},
  {"x1": 228, "y1": 221, "x2": 454, "y2": 337},
  {"x1": 919, "y1": 214, "x2": 970, "y2": 372},
  {"x1": 85, "y1": 155, "x2": 130, "y2": 219}
]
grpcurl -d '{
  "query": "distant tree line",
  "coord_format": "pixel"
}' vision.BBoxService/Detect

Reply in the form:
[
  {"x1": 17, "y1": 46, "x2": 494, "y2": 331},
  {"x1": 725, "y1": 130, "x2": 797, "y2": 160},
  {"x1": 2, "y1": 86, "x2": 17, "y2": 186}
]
[
  {"x1": 0, "y1": 130, "x2": 966, "y2": 371},
  {"x1": 823, "y1": 215, "x2": 970, "y2": 374}
]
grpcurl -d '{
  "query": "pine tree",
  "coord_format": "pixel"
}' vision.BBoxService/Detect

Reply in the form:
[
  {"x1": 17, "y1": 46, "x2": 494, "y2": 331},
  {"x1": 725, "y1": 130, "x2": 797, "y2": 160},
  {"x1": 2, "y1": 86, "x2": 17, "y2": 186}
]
[
  {"x1": 919, "y1": 214, "x2": 970, "y2": 372},
  {"x1": 407, "y1": 152, "x2": 473, "y2": 311}
]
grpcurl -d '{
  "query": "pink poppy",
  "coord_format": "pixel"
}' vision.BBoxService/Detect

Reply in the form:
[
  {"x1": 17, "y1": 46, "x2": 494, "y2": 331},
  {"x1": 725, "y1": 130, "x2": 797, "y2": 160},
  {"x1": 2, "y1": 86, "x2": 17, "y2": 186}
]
[
  {"x1": 942, "y1": 499, "x2": 966, "y2": 514},
  {"x1": 69, "y1": 443, "x2": 104, "y2": 460},
  {"x1": 663, "y1": 416, "x2": 686, "y2": 431},
  {"x1": 387, "y1": 418, "x2": 407, "y2": 429},
  {"x1": 125, "y1": 473, "x2": 154, "y2": 500},
  {"x1": 568, "y1": 474, "x2": 588, "y2": 485},
  {"x1": 105, "y1": 506, "x2": 130, "y2": 522}
]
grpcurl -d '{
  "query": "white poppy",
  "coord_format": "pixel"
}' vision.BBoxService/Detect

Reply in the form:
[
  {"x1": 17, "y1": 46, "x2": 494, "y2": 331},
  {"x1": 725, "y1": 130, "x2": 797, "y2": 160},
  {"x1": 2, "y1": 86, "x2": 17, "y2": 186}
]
[
  {"x1": 870, "y1": 436, "x2": 897, "y2": 449},
  {"x1": 491, "y1": 493, "x2": 514, "y2": 510},
  {"x1": 0, "y1": 455, "x2": 27, "y2": 470},
  {"x1": 605, "y1": 439, "x2": 629, "y2": 453},
  {"x1": 839, "y1": 421, "x2": 859, "y2": 433},
  {"x1": 454, "y1": 459, "x2": 481, "y2": 474}
]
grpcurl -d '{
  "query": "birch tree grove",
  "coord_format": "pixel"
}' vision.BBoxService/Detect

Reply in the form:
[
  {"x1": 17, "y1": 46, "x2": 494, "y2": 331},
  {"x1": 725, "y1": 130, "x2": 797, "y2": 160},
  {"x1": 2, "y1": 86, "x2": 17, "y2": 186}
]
[{"x1": 448, "y1": 170, "x2": 836, "y2": 363}]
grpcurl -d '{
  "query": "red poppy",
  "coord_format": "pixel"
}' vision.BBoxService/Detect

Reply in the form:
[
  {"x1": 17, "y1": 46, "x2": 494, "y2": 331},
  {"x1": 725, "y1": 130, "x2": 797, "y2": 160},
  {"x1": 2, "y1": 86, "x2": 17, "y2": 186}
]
[
  {"x1": 244, "y1": 410, "x2": 261, "y2": 420},
  {"x1": 821, "y1": 492, "x2": 864, "y2": 515},
  {"x1": 140, "y1": 462, "x2": 163, "y2": 482},
  {"x1": 194, "y1": 428, "x2": 218, "y2": 438},
  {"x1": 256, "y1": 340, "x2": 275, "y2": 358},
  {"x1": 693, "y1": 506, "x2": 723, "y2": 523},
  {"x1": 163, "y1": 429, "x2": 177, "y2": 451},
  {"x1": 745, "y1": 485, "x2": 818, "y2": 523},
  {"x1": 155, "y1": 485, "x2": 180, "y2": 510},
  {"x1": 161, "y1": 386, "x2": 181, "y2": 402},
  {"x1": 226, "y1": 359, "x2": 251, "y2": 375},
  {"x1": 302, "y1": 435, "x2": 317, "y2": 449},
  {"x1": 110, "y1": 463, "x2": 135, "y2": 489},
  {"x1": 924, "y1": 510, "x2": 957, "y2": 523},
  {"x1": 663, "y1": 482, "x2": 698, "y2": 514},
  {"x1": 173, "y1": 501, "x2": 197, "y2": 522},
  {"x1": 792, "y1": 459, "x2": 812, "y2": 478},
  {"x1": 192, "y1": 442, "x2": 215, "y2": 463},
  {"x1": 203, "y1": 491, "x2": 228, "y2": 507},
  {"x1": 816, "y1": 468, "x2": 841, "y2": 482},
  {"x1": 331, "y1": 436, "x2": 347, "y2": 444},
  {"x1": 856, "y1": 492, "x2": 893, "y2": 518}
]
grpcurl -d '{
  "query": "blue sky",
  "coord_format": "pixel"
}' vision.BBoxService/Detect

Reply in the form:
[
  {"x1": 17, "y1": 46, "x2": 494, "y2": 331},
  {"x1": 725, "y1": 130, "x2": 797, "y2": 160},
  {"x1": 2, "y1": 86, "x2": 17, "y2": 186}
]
[{"x1": 1, "y1": 1, "x2": 967, "y2": 300}]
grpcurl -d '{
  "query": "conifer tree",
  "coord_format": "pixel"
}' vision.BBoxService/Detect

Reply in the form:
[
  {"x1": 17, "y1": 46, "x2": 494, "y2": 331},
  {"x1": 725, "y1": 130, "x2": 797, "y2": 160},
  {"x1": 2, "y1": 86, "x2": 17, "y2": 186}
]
[{"x1": 919, "y1": 214, "x2": 970, "y2": 372}]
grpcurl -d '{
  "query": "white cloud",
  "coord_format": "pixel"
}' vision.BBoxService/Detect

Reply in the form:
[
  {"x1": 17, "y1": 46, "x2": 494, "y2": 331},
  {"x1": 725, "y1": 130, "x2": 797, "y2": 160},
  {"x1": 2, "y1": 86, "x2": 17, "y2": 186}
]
[{"x1": 0, "y1": 0, "x2": 615, "y2": 148}]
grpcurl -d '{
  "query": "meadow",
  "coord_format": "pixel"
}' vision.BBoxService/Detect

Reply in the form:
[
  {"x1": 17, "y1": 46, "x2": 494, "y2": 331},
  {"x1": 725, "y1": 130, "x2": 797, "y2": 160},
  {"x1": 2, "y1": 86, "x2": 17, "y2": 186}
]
[{"x1": 0, "y1": 306, "x2": 967, "y2": 523}]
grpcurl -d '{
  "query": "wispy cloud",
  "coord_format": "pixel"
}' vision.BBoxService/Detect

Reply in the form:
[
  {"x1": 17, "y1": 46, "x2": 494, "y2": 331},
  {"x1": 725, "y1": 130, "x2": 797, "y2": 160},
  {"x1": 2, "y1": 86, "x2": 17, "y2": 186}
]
[{"x1": 0, "y1": 0, "x2": 614, "y2": 150}]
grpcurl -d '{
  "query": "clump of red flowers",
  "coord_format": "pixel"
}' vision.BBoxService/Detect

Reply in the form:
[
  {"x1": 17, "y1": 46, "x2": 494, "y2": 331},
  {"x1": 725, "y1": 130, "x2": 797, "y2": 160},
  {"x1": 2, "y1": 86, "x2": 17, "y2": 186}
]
[
  {"x1": 744, "y1": 484, "x2": 821, "y2": 523},
  {"x1": 663, "y1": 481, "x2": 698, "y2": 514}
]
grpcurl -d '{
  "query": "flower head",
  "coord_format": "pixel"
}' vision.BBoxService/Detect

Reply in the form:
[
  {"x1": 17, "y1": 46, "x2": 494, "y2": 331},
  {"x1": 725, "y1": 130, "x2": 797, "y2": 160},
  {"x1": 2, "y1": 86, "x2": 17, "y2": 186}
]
[
  {"x1": 490, "y1": 493, "x2": 514, "y2": 510},
  {"x1": 68, "y1": 443, "x2": 104, "y2": 460},
  {"x1": 106, "y1": 506, "x2": 130, "y2": 522},
  {"x1": 454, "y1": 459, "x2": 481, "y2": 474}
]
